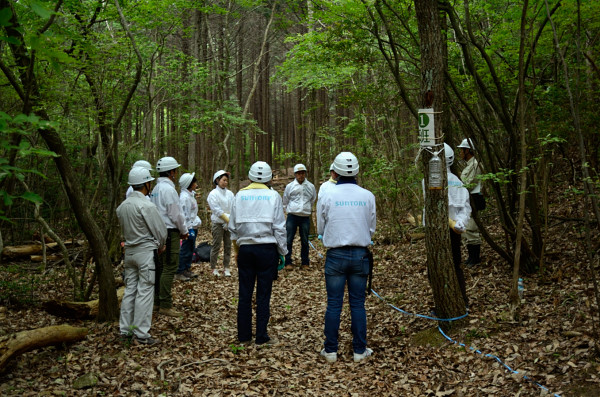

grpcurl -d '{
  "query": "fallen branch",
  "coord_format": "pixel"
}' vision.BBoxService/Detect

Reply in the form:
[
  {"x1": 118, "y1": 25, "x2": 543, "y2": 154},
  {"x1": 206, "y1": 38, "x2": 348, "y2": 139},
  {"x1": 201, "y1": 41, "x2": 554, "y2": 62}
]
[
  {"x1": 42, "y1": 287, "x2": 125, "y2": 319},
  {"x1": 0, "y1": 324, "x2": 88, "y2": 372}
]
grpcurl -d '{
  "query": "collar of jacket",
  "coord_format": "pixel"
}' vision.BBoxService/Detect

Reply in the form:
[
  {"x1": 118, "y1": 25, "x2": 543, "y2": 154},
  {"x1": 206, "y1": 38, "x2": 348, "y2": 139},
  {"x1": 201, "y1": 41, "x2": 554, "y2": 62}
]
[
  {"x1": 241, "y1": 182, "x2": 269, "y2": 191},
  {"x1": 337, "y1": 177, "x2": 357, "y2": 185}
]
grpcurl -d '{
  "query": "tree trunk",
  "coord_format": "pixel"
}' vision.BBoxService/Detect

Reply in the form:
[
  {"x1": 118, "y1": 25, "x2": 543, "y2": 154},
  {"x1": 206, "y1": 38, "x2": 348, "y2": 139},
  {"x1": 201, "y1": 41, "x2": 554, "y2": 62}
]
[
  {"x1": 0, "y1": 325, "x2": 88, "y2": 372},
  {"x1": 415, "y1": 0, "x2": 466, "y2": 325}
]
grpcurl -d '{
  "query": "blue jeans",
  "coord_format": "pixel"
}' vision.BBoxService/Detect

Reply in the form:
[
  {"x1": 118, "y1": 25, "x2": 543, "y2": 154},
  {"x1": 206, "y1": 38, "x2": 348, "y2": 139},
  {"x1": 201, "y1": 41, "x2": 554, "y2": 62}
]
[
  {"x1": 237, "y1": 243, "x2": 278, "y2": 344},
  {"x1": 177, "y1": 231, "x2": 197, "y2": 274},
  {"x1": 323, "y1": 247, "x2": 369, "y2": 354},
  {"x1": 285, "y1": 214, "x2": 310, "y2": 266}
]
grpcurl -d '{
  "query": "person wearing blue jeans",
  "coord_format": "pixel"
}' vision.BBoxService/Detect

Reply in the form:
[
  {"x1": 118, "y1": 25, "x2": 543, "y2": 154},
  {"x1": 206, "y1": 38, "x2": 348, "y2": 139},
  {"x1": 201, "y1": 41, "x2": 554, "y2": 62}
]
[
  {"x1": 176, "y1": 173, "x2": 201, "y2": 281},
  {"x1": 317, "y1": 152, "x2": 376, "y2": 363},
  {"x1": 283, "y1": 164, "x2": 316, "y2": 267}
]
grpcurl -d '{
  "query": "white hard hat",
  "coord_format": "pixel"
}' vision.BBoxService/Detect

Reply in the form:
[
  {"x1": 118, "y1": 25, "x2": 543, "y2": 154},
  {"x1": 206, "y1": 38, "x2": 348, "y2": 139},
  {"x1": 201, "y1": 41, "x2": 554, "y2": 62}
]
[
  {"x1": 457, "y1": 138, "x2": 476, "y2": 151},
  {"x1": 132, "y1": 160, "x2": 152, "y2": 171},
  {"x1": 332, "y1": 152, "x2": 359, "y2": 177},
  {"x1": 213, "y1": 170, "x2": 230, "y2": 185},
  {"x1": 329, "y1": 163, "x2": 334, "y2": 171},
  {"x1": 248, "y1": 161, "x2": 272, "y2": 183},
  {"x1": 128, "y1": 167, "x2": 155, "y2": 185},
  {"x1": 444, "y1": 143, "x2": 454, "y2": 167},
  {"x1": 294, "y1": 164, "x2": 307, "y2": 173},
  {"x1": 179, "y1": 172, "x2": 196, "y2": 190},
  {"x1": 156, "y1": 156, "x2": 181, "y2": 172}
]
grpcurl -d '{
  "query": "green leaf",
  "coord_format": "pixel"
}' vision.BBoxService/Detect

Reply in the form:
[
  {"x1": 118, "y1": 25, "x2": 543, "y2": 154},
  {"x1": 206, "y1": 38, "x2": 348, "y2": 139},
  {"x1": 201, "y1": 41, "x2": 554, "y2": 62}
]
[
  {"x1": 0, "y1": 7, "x2": 12, "y2": 27},
  {"x1": 29, "y1": 1, "x2": 53, "y2": 19},
  {"x1": 0, "y1": 35, "x2": 20, "y2": 45},
  {"x1": 21, "y1": 191, "x2": 43, "y2": 205}
]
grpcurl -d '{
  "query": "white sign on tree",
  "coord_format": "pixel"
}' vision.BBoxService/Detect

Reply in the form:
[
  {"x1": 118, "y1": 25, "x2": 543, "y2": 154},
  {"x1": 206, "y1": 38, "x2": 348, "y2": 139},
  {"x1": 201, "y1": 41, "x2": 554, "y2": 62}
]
[{"x1": 418, "y1": 108, "x2": 435, "y2": 147}]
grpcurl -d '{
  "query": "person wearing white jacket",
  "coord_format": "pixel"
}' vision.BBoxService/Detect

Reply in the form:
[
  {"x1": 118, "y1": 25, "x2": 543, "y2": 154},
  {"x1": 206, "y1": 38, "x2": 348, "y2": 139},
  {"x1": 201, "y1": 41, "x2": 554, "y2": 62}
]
[
  {"x1": 175, "y1": 173, "x2": 201, "y2": 281},
  {"x1": 283, "y1": 164, "x2": 316, "y2": 267},
  {"x1": 228, "y1": 161, "x2": 287, "y2": 346},
  {"x1": 422, "y1": 143, "x2": 471, "y2": 305},
  {"x1": 150, "y1": 156, "x2": 188, "y2": 317},
  {"x1": 207, "y1": 170, "x2": 234, "y2": 277}
]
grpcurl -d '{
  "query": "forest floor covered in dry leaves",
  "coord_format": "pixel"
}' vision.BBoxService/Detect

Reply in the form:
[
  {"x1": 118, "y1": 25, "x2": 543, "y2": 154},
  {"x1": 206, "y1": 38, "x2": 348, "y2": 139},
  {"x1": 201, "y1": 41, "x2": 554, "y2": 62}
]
[{"x1": 1, "y1": 222, "x2": 599, "y2": 396}]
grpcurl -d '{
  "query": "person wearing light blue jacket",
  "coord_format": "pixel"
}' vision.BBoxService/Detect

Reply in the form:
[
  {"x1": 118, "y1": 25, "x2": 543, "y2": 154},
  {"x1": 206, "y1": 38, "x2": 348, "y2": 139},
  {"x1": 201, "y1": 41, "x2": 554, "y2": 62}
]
[
  {"x1": 228, "y1": 161, "x2": 287, "y2": 346},
  {"x1": 317, "y1": 152, "x2": 376, "y2": 364},
  {"x1": 283, "y1": 164, "x2": 317, "y2": 267}
]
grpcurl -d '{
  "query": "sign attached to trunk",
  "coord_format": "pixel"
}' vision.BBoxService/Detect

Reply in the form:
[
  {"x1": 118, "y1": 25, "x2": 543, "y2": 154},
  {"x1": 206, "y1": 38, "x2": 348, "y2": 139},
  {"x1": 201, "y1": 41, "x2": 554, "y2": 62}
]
[{"x1": 418, "y1": 108, "x2": 435, "y2": 147}]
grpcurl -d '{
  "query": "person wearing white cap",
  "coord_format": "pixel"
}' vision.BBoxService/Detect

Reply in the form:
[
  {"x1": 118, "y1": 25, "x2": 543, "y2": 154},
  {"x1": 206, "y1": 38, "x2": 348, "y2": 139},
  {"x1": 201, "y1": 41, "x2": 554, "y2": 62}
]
[
  {"x1": 282, "y1": 163, "x2": 317, "y2": 267},
  {"x1": 457, "y1": 138, "x2": 484, "y2": 267},
  {"x1": 207, "y1": 170, "x2": 234, "y2": 277},
  {"x1": 228, "y1": 161, "x2": 287, "y2": 346},
  {"x1": 150, "y1": 156, "x2": 188, "y2": 317},
  {"x1": 175, "y1": 172, "x2": 201, "y2": 281},
  {"x1": 317, "y1": 162, "x2": 337, "y2": 205},
  {"x1": 317, "y1": 152, "x2": 376, "y2": 363},
  {"x1": 126, "y1": 160, "x2": 153, "y2": 200},
  {"x1": 117, "y1": 167, "x2": 166, "y2": 345}
]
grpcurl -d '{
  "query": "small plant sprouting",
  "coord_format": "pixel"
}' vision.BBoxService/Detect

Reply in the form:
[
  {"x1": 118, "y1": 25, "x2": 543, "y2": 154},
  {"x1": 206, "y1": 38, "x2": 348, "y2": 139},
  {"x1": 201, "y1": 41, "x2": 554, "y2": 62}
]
[{"x1": 230, "y1": 344, "x2": 245, "y2": 354}]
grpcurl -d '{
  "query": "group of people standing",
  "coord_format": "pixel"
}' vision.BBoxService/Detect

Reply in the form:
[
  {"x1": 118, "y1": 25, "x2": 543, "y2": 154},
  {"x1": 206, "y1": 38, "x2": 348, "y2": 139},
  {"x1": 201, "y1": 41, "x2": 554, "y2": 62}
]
[{"x1": 115, "y1": 141, "x2": 482, "y2": 361}]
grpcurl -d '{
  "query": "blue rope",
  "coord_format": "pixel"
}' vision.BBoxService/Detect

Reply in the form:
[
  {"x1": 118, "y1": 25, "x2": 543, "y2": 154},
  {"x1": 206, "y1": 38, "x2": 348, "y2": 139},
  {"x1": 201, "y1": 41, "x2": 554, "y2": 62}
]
[
  {"x1": 308, "y1": 240, "x2": 323, "y2": 258},
  {"x1": 371, "y1": 289, "x2": 468, "y2": 321},
  {"x1": 372, "y1": 288, "x2": 561, "y2": 397}
]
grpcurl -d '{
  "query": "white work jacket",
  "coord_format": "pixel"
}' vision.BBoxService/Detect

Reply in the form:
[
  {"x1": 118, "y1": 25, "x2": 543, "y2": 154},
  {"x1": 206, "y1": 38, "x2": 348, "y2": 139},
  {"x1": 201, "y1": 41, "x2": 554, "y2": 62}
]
[
  {"x1": 116, "y1": 191, "x2": 167, "y2": 253},
  {"x1": 283, "y1": 179, "x2": 316, "y2": 217},
  {"x1": 461, "y1": 157, "x2": 483, "y2": 194},
  {"x1": 317, "y1": 181, "x2": 376, "y2": 248},
  {"x1": 317, "y1": 179, "x2": 336, "y2": 203},
  {"x1": 207, "y1": 186, "x2": 234, "y2": 224},
  {"x1": 179, "y1": 189, "x2": 201, "y2": 230},
  {"x1": 421, "y1": 169, "x2": 472, "y2": 226},
  {"x1": 228, "y1": 183, "x2": 287, "y2": 256},
  {"x1": 125, "y1": 185, "x2": 150, "y2": 201},
  {"x1": 150, "y1": 177, "x2": 187, "y2": 234}
]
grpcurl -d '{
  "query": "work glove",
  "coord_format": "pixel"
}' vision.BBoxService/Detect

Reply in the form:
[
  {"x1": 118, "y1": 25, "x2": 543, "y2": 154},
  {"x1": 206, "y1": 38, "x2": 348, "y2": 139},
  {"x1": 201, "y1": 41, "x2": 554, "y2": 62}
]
[
  {"x1": 219, "y1": 213, "x2": 230, "y2": 223},
  {"x1": 277, "y1": 255, "x2": 285, "y2": 271},
  {"x1": 449, "y1": 218, "x2": 465, "y2": 234},
  {"x1": 188, "y1": 229, "x2": 196, "y2": 238}
]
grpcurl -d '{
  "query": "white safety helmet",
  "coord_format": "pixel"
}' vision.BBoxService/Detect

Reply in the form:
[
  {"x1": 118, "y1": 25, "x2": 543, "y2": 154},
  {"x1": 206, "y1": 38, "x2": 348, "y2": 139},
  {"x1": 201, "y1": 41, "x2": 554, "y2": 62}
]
[
  {"x1": 128, "y1": 167, "x2": 155, "y2": 185},
  {"x1": 248, "y1": 161, "x2": 272, "y2": 183},
  {"x1": 332, "y1": 151, "x2": 359, "y2": 177},
  {"x1": 329, "y1": 163, "x2": 334, "y2": 171},
  {"x1": 457, "y1": 138, "x2": 476, "y2": 152},
  {"x1": 132, "y1": 160, "x2": 152, "y2": 171},
  {"x1": 179, "y1": 172, "x2": 196, "y2": 190},
  {"x1": 156, "y1": 156, "x2": 181, "y2": 172},
  {"x1": 213, "y1": 170, "x2": 230, "y2": 185},
  {"x1": 444, "y1": 143, "x2": 454, "y2": 167},
  {"x1": 293, "y1": 164, "x2": 307, "y2": 173}
]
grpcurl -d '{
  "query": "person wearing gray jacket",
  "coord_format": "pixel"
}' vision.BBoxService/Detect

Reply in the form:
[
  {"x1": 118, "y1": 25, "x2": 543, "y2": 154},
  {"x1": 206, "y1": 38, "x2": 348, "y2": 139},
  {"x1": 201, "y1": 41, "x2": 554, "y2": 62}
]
[{"x1": 117, "y1": 167, "x2": 166, "y2": 346}]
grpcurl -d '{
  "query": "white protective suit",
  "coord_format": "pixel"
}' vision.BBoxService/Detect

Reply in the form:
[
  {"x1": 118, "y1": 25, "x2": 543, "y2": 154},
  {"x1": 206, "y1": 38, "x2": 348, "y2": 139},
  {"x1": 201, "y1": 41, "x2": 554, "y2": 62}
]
[
  {"x1": 283, "y1": 179, "x2": 317, "y2": 217},
  {"x1": 151, "y1": 177, "x2": 187, "y2": 234},
  {"x1": 180, "y1": 189, "x2": 201, "y2": 230},
  {"x1": 207, "y1": 186, "x2": 234, "y2": 225}
]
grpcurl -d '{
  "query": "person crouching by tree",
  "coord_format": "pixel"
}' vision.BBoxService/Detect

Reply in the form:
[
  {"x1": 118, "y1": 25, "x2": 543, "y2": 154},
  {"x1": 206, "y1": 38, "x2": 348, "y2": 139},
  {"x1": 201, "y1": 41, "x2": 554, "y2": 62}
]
[
  {"x1": 228, "y1": 161, "x2": 287, "y2": 346},
  {"x1": 151, "y1": 156, "x2": 188, "y2": 317},
  {"x1": 207, "y1": 170, "x2": 234, "y2": 277},
  {"x1": 117, "y1": 167, "x2": 166, "y2": 346},
  {"x1": 283, "y1": 164, "x2": 316, "y2": 268},
  {"x1": 317, "y1": 152, "x2": 376, "y2": 363},
  {"x1": 175, "y1": 173, "x2": 201, "y2": 282}
]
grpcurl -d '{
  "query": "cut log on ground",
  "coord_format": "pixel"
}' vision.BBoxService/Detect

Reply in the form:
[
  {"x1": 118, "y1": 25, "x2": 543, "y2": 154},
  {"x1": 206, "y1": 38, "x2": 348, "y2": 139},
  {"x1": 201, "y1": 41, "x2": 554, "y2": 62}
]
[
  {"x1": 1, "y1": 240, "x2": 83, "y2": 259},
  {"x1": 0, "y1": 324, "x2": 88, "y2": 372},
  {"x1": 41, "y1": 287, "x2": 125, "y2": 319}
]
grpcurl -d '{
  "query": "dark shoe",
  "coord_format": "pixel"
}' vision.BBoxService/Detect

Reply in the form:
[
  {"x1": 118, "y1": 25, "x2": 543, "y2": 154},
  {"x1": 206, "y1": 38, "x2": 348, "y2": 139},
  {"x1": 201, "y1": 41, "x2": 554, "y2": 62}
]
[
  {"x1": 135, "y1": 336, "x2": 160, "y2": 346},
  {"x1": 256, "y1": 337, "x2": 279, "y2": 347},
  {"x1": 466, "y1": 245, "x2": 480, "y2": 268},
  {"x1": 301, "y1": 262, "x2": 309, "y2": 267},
  {"x1": 174, "y1": 273, "x2": 190, "y2": 281},
  {"x1": 183, "y1": 270, "x2": 198, "y2": 279}
]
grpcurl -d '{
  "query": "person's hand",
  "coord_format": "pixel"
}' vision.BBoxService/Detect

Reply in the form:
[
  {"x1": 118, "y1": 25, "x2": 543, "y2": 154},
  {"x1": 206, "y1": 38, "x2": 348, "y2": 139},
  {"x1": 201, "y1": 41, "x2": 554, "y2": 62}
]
[
  {"x1": 188, "y1": 229, "x2": 196, "y2": 238},
  {"x1": 181, "y1": 232, "x2": 189, "y2": 240},
  {"x1": 454, "y1": 220, "x2": 465, "y2": 233},
  {"x1": 158, "y1": 246, "x2": 166, "y2": 255},
  {"x1": 277, "y1": 255, "x2": 285, "y2": 271}
]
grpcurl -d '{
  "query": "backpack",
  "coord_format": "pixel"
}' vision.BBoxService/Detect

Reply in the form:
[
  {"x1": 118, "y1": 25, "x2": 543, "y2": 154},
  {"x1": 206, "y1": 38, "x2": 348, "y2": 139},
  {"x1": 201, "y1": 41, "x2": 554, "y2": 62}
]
[{"x1": 193, "y1": 242, "x2": 211, "y2": 263}]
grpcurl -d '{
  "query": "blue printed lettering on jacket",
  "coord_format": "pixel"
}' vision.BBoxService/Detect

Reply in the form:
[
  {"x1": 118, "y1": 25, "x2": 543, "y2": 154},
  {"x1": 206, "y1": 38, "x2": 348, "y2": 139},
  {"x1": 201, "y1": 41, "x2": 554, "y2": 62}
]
[
  {"x1": 335, "y1": 200, "x2": 367, "y2": 207},
  {"x1": 241, "y1": 195, "x2": 271, "y2": 201}
]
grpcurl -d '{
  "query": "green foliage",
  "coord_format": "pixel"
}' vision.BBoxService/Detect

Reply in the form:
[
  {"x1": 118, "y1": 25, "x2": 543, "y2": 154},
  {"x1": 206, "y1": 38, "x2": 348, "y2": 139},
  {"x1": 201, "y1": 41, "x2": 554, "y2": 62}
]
[{"x1": 229, "y1": 343, "x2": 246, "y2": 354}]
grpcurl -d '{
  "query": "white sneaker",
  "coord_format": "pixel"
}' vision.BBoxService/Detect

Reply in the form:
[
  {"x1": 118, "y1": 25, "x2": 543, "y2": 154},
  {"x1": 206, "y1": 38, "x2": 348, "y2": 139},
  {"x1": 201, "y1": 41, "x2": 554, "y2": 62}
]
[
  {"x1": 353, "y1": 347, "x2": 373, "y2": 362},
  {"x1": 320, "y1": 349, "x2": 337, "y2": 363},
  {"x1": 224, "y1": 269, "x2": 231, "y2": 277},
  {"x1": 212, "y1": 269, "x2": 221, "y2": 277}
]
